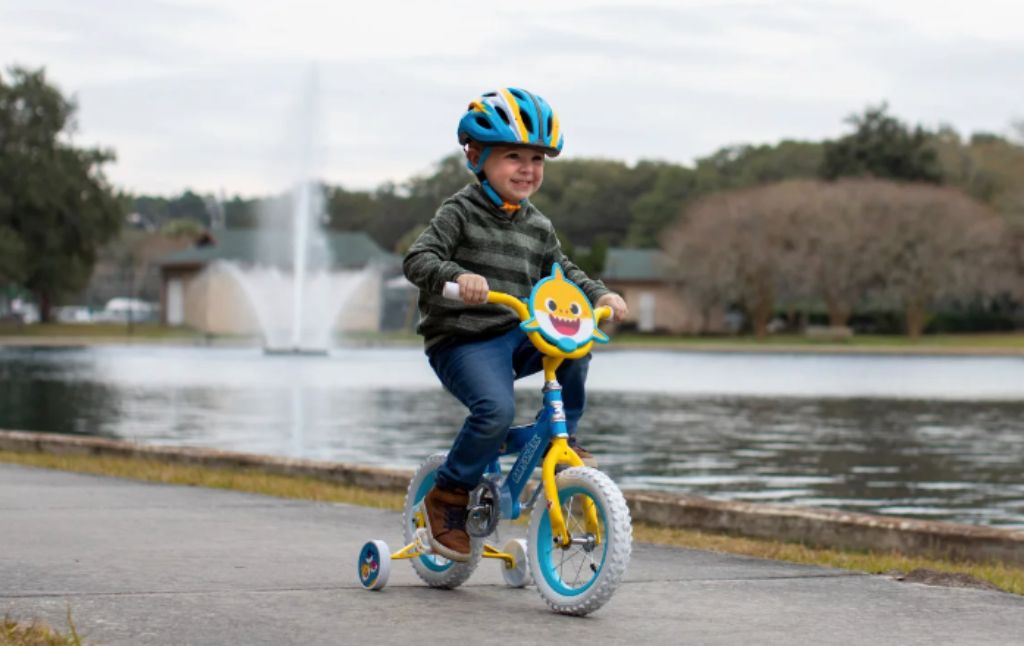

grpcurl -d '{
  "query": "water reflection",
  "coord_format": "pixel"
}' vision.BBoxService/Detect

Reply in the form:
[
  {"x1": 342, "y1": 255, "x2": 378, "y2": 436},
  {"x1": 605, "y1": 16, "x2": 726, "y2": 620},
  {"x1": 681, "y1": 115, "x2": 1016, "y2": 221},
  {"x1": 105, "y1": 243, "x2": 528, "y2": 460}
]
[{"x1": 1, "y1": 346, "x2": 1022, "y2": 528}]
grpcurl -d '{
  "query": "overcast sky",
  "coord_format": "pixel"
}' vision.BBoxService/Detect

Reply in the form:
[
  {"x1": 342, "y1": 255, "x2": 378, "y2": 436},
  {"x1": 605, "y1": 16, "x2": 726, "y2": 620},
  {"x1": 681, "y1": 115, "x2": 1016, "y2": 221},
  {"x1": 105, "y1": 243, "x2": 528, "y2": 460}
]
[{"x1": 2, "y1": 0, "x2": 1022, "y2": 197}]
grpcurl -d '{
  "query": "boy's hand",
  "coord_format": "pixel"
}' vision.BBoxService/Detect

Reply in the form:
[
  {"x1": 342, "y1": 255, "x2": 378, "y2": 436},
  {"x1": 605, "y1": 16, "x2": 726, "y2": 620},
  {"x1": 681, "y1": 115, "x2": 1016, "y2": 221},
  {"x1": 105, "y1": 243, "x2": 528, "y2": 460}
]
[
  {"x1": 596, "y1": 293, "x2": 628, "y2": 322},
  {"x1": 456, "y1": 273, "x2": 489, "y2": 305}
]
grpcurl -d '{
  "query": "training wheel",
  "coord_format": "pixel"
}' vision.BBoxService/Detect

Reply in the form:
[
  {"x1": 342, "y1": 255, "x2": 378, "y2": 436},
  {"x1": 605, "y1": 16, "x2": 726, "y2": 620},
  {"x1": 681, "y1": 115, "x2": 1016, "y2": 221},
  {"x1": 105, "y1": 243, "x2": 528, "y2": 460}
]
[
  {"x1": 500, "y1": 538, "x2": 532, "y2": 588},
  {"x1": 357, "y1": 540, "x2": 391, "y2": 591}
]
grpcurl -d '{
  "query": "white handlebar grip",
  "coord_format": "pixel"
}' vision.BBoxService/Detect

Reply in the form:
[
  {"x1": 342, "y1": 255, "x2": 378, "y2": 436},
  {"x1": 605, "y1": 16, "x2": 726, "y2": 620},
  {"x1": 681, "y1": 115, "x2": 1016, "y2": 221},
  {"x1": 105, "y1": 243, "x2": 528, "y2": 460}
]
[{"x1": 442, "y1": 282, "x2": 461, "y2": 300}]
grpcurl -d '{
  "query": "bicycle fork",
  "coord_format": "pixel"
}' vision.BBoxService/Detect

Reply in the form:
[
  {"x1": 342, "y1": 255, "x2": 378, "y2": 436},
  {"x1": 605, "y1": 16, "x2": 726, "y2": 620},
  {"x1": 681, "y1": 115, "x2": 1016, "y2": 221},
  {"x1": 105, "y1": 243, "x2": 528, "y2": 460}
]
[{"x1": 539, "y1": 355, "x2": 602, "y2": 548}]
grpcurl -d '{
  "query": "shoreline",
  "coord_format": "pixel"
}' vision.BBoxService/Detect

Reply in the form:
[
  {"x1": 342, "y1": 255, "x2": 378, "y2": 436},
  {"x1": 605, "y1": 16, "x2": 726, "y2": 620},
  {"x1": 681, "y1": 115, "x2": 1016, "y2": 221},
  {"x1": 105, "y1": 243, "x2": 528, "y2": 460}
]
[
  {"x1": 2, "y1": 429, "x2": 1021, "y2": 567},
  {"x1": 2, "y1": 333, "x2": 1024, "y2": 357}
]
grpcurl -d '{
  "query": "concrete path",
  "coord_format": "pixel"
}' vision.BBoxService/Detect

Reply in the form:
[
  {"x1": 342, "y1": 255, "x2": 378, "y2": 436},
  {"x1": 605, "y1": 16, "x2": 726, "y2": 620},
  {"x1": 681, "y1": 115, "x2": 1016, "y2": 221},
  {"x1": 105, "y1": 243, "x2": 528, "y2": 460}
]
[{"x1": 2, "y1": 463, "x2": 1022, "y2": 646}]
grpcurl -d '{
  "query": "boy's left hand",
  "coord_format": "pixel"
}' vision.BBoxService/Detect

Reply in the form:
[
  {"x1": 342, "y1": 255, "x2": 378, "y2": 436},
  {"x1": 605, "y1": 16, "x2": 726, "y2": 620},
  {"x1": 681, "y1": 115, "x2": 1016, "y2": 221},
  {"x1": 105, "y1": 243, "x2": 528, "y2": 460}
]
[{"x1": 596, "y1": 293, "x2": 628, "y2": 322}]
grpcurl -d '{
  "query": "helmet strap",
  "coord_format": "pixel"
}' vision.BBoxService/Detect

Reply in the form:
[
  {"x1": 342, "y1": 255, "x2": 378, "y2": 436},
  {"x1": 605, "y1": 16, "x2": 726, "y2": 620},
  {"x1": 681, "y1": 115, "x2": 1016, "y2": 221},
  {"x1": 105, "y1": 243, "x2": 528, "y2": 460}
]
[
  {"x1": 466, "y1": 145, "x2": 525, "y2": 213},
  {"x1": 481, "y1": 181, "x2": 524, "y2": 213}
]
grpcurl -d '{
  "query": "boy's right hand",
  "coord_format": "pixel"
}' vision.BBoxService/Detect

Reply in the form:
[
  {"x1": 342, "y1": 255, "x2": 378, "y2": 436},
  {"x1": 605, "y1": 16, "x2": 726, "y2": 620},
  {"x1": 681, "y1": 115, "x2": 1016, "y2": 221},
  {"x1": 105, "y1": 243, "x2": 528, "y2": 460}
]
[{"x1": 456, "y1": 273, "x2": 489, "y2": 305}]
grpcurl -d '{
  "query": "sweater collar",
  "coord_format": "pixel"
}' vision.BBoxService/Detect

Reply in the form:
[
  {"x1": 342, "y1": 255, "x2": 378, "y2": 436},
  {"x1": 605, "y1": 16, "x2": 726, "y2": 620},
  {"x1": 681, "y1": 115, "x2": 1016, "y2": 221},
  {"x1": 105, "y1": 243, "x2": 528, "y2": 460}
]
[{"x1": 464, "y1": 183, "x2": 528, "y2": 219}]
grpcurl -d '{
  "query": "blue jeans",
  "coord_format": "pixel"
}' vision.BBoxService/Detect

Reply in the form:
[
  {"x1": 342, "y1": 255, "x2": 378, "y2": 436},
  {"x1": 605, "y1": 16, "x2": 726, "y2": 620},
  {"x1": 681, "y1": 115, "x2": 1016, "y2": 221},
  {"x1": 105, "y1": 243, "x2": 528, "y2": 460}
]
[{"x1": 428, "y1": 326, "x2": 591, "y2": 491}]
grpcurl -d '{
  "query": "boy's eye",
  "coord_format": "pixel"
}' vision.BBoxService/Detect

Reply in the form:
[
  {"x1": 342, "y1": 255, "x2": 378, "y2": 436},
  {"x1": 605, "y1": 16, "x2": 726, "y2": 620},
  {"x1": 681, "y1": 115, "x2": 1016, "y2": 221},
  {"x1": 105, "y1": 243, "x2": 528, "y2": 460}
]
[
  {"x1": 570, "y1": 303, "x2": 581, "y2": 316},
  {"x1": 546, "y1": 298, "x2": 557, "y2": 312}
]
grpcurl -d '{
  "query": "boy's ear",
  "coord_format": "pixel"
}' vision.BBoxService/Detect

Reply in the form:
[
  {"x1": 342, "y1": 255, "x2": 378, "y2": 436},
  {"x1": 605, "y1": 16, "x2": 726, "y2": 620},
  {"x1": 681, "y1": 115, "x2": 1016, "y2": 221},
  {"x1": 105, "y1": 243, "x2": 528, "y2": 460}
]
[{"x1": 465, "y1": 143, "x2": 482, "y2": 166}]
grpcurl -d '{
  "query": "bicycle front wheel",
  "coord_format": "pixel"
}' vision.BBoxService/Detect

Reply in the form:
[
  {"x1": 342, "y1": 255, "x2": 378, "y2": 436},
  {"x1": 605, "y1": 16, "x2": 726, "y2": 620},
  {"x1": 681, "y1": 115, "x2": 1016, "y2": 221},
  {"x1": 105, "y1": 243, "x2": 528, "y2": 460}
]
[{"x1": 527, "y1": 466, "x2": 632, "y2": 615}]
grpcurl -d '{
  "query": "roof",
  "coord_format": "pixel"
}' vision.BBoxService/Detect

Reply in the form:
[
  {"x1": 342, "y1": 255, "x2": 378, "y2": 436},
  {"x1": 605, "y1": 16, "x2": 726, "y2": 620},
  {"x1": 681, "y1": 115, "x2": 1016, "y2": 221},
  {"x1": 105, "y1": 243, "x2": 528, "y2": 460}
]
[
  {"x1": 158, "y1": 229, "x2": 397, "y2": 269},
  {"x1": 600, "y1": 248, "x2": 668, "y2": 281}
]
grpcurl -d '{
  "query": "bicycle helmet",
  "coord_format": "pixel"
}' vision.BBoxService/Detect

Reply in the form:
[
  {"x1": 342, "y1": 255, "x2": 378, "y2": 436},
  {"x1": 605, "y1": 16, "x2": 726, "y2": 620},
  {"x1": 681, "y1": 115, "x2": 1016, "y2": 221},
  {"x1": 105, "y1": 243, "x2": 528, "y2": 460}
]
[{"x1": 458, "y1": 87, "x2": 563, "y2": 157}]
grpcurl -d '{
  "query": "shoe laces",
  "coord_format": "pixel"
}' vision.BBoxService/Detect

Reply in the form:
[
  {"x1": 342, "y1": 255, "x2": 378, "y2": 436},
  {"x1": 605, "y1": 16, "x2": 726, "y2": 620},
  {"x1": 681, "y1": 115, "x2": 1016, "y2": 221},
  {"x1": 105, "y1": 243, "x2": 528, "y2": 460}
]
[{"x1": 443, "y1": 504, "x2": 468, "y2": 531}]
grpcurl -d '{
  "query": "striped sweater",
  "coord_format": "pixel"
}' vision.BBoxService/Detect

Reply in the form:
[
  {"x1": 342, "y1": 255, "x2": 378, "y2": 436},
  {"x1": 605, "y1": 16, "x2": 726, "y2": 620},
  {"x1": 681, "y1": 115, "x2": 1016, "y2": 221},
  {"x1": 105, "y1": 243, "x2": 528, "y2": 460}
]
[{"x1": 403, "y1": 183, "x2": 610, "y2": 349}]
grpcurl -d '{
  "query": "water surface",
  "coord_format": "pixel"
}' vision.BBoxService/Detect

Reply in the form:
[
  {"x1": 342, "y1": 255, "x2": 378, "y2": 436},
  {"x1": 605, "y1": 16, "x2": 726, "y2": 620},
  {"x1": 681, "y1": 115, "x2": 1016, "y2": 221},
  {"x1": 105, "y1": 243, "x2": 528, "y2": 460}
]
[{"x1": 2, "y1": 345, "x2": 1022, "y2": 528}]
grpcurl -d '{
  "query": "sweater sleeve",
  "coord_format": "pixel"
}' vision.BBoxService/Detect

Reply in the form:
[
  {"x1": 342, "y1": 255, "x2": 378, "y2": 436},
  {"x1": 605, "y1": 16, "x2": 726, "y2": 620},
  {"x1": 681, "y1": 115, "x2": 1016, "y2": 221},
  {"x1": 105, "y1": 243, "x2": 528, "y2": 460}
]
[
  {"x1": 403, "y1": 204, "x2": 470, "y2": 294},
  {"x1": 545, "y1": 230, "x2": 611, "y2": 304}
]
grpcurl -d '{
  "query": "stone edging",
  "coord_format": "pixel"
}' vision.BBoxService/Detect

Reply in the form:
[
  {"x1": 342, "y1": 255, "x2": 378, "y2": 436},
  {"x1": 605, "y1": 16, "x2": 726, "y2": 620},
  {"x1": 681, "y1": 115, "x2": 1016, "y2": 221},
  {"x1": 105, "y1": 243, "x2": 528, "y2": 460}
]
[{"x1": 2, "y1": 430, "x2": 1022, "y2": 565}]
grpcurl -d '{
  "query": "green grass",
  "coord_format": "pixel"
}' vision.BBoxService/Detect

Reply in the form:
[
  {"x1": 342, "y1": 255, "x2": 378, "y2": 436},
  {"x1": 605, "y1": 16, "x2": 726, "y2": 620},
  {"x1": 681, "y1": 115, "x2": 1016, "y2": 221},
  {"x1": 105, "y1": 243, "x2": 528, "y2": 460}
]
[
  {"x1": 1, "y1": 609, "x2": 83, "y2": 646},
  {"x1": 2, "y1": 449, "x2": 1021, "y2": 595},
  {"x1": 611, "y1": 331, "x2": 1024, "y2": 352},
  {"x1": 0, "y1": 323, "x2": 201, "y2": 340},
  {"x1": 3, "y1": 324, "x2": 1023, "y2": 354}
]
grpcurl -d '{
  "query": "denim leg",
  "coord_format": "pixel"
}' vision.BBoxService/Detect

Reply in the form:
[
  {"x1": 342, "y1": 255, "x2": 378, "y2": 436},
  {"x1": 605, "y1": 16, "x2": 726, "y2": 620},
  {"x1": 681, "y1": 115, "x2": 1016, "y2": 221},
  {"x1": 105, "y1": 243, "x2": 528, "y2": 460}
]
[
  {"x1": 511, "y1": 330, "x2": 591, "y2": 435},
  {"x1": 429, "y1": 331, "x2": 517, "y2": 491}
]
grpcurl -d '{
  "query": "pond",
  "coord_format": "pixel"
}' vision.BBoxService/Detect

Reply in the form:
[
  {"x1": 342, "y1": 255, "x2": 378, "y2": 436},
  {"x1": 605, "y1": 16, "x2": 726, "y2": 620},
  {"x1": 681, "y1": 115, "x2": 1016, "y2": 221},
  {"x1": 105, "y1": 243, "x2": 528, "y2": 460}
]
[{"x1": 2, "y1": 345, "x2": 1022, "y2": 528}]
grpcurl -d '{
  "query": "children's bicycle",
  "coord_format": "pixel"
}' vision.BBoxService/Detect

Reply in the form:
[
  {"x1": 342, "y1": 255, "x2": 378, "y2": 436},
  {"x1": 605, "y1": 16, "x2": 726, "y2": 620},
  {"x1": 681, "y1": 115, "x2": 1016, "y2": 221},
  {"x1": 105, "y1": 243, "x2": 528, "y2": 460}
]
[{"x1": 357, "y1": 263, "x2": 632, "y2": 616}]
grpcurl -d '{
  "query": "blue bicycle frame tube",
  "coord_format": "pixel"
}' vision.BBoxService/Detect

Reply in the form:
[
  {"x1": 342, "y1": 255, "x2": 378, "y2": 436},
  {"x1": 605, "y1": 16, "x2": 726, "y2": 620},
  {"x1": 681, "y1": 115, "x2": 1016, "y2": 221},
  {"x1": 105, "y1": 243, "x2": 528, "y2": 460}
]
[{"x1": 489, "y1": 384, "x2": 572, "y2": 521}]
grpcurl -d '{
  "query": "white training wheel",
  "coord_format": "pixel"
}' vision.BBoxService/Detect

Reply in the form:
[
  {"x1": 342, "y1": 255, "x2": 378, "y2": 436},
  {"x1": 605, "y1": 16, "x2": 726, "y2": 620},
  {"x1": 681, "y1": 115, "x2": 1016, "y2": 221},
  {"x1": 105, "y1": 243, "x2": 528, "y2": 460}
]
[
  {"x1": 501, "y1": 538, "x2": 532, "y2": 588},
  {"x1": 357, "y1": 539, "x2": 391, "y2": 591}
]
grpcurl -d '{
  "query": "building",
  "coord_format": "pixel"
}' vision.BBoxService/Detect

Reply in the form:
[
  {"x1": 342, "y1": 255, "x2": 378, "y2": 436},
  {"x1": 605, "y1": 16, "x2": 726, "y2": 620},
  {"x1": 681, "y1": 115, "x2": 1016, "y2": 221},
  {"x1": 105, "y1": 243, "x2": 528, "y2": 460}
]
[
  {"x1": 157, "y1": 230, "x2": 400, "y2": 336},
  {"x1": 600, "y1": 248, "x2": 721, "y2": 334}
]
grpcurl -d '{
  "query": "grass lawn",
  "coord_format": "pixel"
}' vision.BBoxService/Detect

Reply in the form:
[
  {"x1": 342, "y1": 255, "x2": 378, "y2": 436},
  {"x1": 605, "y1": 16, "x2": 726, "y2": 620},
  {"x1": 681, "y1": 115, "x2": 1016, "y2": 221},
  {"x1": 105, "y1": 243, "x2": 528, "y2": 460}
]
[
  {"x1": 3, "y1": 324, "x2": 1024, "y2": 354},
  {"x1": 0, "y1": 323, "x2": 202, "y2": 340},
  {"x1": 610, "y1": 331, "x2": 1024, "y2": 353}
]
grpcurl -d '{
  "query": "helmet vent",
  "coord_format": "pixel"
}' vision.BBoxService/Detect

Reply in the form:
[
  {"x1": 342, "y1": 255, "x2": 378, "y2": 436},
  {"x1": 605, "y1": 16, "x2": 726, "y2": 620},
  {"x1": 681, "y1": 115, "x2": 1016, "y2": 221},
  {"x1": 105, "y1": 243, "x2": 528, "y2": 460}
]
[
  {"x1": 520, "y1": 110, "x2": 534, "y2": 134},
  {"x1": 495, "y1": 106, "x2": 510, "y2": 125},
  {"x1": 546, "y1": 115, "x2": 552, "y2": 135},
  {"x1": 475, "y1": 115, "x2": 492, "y2": 129}
]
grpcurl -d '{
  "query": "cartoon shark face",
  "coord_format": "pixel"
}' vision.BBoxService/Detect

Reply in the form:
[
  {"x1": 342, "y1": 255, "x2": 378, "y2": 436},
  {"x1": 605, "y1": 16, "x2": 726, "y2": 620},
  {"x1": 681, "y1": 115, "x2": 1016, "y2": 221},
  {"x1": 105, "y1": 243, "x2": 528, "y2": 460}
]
[{"x1": 522, "y1": 263, "x2": 609, "y2": 353}]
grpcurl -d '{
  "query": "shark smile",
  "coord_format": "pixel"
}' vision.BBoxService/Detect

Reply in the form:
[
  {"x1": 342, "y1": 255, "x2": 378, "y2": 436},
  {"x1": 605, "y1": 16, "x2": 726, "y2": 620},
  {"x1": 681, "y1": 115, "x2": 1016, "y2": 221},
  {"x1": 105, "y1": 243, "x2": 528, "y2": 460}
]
[{"x1": 551, "y1": 315, "x2": 580, "y2": 336}]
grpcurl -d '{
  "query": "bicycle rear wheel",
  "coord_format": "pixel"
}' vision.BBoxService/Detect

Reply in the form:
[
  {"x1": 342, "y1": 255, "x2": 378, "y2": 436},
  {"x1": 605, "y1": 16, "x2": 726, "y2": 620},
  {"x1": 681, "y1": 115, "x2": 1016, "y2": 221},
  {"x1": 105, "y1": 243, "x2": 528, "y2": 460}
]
[
  {"x1": 528, "y1": 466, "x2": 632, "y2": 615},
  {"x1": 403, "y1": 452, "x2": 482, "y2": 588}
]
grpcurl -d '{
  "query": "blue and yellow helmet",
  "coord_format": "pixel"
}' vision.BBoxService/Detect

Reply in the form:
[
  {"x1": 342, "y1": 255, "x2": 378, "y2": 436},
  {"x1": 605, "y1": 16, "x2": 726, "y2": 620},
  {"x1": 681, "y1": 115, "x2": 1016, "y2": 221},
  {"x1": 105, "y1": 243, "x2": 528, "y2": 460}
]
[{"x1": 457, "y1": 88, "x2": 563, "y2": 157}]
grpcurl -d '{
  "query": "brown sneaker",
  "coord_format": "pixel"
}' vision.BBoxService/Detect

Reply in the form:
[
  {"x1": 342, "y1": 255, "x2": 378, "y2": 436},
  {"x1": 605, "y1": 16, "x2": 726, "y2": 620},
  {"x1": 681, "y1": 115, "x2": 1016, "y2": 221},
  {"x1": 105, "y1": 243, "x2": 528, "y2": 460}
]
[
  {"x1": 569, "y1": 438, "x2": 598, "y2": 468},
  {"x1": 422, "y1": 485, "x2": 471, "y2": 562}
]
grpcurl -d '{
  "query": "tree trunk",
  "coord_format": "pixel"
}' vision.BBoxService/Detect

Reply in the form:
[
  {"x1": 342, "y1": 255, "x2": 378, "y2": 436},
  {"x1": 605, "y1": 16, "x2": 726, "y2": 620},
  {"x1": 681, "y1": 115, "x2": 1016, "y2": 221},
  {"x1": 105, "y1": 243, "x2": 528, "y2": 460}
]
[
  {"x1": 36, "y1": 290, "x2": 51, "y2": 323},
  {"x1": 905, "y1": 301, "x2": 930, "y2": 338},
  {"x1": 826, "y1": 299, "x2": 851, "y2": 328},
  {"x1": 750, "y1": 295, "x2": 774, "y2": 339}
]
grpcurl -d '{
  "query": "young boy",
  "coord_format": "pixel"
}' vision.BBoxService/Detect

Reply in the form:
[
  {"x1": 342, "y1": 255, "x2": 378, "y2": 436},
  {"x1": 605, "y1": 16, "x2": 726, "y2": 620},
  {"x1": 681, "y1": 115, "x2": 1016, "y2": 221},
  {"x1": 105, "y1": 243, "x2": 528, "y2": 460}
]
[{"x1": 402, "y1": 87, "x2": 628, "y2": 562}]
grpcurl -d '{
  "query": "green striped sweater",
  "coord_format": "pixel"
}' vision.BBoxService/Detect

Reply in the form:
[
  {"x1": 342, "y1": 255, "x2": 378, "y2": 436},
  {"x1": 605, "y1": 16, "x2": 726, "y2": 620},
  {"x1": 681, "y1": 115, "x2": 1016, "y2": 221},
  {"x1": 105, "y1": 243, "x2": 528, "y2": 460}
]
[{"x1": 403, "y1": 183, "x2": 610, "y2": 349}]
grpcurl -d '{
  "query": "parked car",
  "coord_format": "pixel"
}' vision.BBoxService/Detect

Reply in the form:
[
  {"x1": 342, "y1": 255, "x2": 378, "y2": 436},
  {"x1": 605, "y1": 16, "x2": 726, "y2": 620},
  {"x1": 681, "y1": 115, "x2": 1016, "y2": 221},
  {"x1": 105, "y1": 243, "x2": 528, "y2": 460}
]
[{"x1": 98, "y1": 298, "x2": 159, "y2": 323}]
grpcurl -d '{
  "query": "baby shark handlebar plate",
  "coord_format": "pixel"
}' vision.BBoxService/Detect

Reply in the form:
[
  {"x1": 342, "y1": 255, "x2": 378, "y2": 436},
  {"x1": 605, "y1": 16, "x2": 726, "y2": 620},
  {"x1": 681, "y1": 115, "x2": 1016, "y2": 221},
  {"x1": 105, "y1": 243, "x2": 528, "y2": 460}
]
[{"x1": 443, "y1": 263, "x2": 613, "y2": 359}]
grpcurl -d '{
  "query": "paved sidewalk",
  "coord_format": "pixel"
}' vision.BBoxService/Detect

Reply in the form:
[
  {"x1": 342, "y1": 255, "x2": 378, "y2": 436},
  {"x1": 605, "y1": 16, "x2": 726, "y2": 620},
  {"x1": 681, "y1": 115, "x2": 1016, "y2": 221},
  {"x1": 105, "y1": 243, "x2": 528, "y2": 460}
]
[{"x1": 2, "y1": 463, "x2": 1022, "y2": 646}]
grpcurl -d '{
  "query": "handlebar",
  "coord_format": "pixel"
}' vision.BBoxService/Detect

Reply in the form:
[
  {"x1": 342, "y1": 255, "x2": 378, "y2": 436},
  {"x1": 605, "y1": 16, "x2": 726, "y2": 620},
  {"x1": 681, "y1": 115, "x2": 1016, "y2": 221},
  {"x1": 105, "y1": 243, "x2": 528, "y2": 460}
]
[
  {"x1": 442, "y1": 281, "x2": 613, "y2": 360},
  {"x1": 442, "y1": 282, "x2": 613, "y2": 323}
]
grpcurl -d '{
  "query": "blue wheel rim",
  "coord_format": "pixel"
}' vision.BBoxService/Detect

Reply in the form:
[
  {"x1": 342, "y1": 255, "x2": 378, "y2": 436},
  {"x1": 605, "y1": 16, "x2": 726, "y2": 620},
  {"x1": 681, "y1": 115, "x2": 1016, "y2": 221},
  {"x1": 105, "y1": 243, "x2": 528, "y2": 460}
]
[
  {"x1": 536, "y1": 485, "x2": 608, "y2": 596},
  {"x1": 414, "y1": 470, "x2": 455, "y2": 572}
]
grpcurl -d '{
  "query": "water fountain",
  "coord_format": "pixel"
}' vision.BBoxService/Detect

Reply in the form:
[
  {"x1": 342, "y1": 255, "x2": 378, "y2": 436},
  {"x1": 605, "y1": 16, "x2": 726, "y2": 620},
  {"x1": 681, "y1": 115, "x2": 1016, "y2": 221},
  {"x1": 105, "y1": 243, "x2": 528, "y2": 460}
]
[{"x1": 212, "y1": 67, "x2": 372, "y2": 354}]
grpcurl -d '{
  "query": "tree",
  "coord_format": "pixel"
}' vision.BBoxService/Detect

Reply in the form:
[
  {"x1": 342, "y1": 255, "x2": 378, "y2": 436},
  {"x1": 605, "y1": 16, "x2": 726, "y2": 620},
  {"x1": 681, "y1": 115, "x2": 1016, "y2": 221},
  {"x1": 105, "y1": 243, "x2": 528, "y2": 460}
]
[
  {"x1": 626, "y1": 163, "x2": 697, "y2": 247},
  {"x1": 868, "y1": 183, "x2": 1010, "y2": 337},
  {"x1": 821, "y1": 104, "x2": 943, "y2": 183},
  {"x1": 0, "y1": 66, "x2": 124, "y2": 320},
  {"x1": 661, "y1": 184, "x2": 809, "y2": 337}
]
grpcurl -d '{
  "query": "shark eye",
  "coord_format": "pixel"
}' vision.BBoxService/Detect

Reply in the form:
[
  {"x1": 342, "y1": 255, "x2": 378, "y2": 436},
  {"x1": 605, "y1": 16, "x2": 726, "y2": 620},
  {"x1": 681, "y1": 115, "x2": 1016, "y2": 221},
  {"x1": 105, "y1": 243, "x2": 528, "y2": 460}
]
[
  {"x1": 570, "y1": 302, "x2": 581, "y2": 316},
  {"x1": 545, "y1": 298, "x2": 557, "y2": 312}
]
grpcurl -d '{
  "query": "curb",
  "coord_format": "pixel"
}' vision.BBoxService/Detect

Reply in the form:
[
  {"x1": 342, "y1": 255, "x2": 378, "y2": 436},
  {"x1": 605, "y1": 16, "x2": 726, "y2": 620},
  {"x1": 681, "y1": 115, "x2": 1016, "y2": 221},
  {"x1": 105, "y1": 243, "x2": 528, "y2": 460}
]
[{"x1": 2, "y1": 430, "x2": 1022, "y2": 566}]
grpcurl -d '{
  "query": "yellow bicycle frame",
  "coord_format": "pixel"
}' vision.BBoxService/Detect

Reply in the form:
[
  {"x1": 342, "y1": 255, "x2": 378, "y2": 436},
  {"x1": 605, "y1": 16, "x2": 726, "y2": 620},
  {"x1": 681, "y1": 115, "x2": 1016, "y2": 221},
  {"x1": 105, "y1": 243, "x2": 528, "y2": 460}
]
[{"x1": 487, "y1": 290, "x2": 611, "y2": 547}]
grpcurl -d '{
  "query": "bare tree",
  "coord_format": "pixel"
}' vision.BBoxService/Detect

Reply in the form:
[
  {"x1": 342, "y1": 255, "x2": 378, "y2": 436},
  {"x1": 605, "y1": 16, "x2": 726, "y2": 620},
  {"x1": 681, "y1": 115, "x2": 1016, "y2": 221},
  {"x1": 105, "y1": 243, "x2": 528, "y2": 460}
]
[
  {"x1": 868, "y1": 183, "x2": 1008, "y2": 337},
  {"x1": 662, "y1": 183, "x2": 809, "y2": 337},
  {"x1": 662, "y1": 177, "x2": 1016, "y2": 338}
]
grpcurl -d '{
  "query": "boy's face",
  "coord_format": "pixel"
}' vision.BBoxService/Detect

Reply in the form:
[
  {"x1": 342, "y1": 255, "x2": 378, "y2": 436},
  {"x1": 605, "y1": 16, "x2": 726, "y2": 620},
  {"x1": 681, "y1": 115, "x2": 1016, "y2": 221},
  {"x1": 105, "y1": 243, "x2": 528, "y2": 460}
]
[{"x1": 476, "y1": 145, "x2": 545, "y2": 204}]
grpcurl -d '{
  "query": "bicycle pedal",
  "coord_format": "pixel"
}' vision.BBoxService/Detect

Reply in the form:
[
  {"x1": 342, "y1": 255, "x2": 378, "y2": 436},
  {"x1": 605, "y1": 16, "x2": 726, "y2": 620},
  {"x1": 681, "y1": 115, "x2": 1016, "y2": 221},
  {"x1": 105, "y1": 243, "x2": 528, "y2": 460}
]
[{"x1": 414, "y1": 527, "x2": 434, "y2": 554}]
